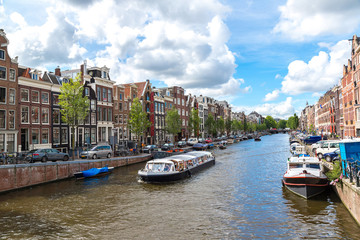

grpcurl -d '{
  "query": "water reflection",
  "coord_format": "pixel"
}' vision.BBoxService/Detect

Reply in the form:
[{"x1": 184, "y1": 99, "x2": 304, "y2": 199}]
[{"x1": 0, "y1": 134, "x2": 359, "y2": 239}]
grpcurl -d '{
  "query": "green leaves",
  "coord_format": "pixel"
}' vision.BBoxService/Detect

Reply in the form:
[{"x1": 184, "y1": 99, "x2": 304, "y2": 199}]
[
  {"x1": 129, "y1": 98, "x2": 151, "y2": 141},
  {"x1": 58, "y1": 74, "x2": 90, "y2": 127},
  {"x1": 165, "y1": 106, "x2": 181, "y2": 136},
  {"x1": 188, "y1": 108, "x2": 200, "y2": 137}
]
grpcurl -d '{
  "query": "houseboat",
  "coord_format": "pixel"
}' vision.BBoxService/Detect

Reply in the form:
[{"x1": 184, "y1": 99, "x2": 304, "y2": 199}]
[
  {"x1": 282, "y1": 156, "x2": 328, "y2": 199},
  {"x1": 138, "y1": 151, "x2": 215, "y2": 182}
]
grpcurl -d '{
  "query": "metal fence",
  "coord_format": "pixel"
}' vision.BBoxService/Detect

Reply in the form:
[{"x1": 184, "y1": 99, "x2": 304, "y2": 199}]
[{"x1": 341, "y1": 159, "x2": 360, "y2": 187}]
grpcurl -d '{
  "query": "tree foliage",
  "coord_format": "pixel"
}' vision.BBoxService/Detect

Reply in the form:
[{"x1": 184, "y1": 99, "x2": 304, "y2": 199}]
[
  {"x1": 265, "y1": 116, "x2": 277, "y2": 129},
  {"x1": 129, "y1": 98, "x2": 151, "y2": 148},
  {"x1": 205, "y1": 113, "x2": 217, "y2": 137},
  {"x1": 165, "y1": 107, "x2": 181, "y2": 143},
  {"x1": 189, "y1": 108, "x2": 200, "y2": 137},
  {"x1": 59, "y1": 74, "x2": 90, "y2": 160},
  {"x1": 287, "y1": 114, "x2": 299, "y2": 130},
  {"x1": 216, "y1": 116, "x2": 225, "y2": 136},
  {"x1": 278, "y1": 119, "x2": 287, "y2": 129},
  {"x1": 225, "y1": 117, "x2": 232, "y2": 136}
]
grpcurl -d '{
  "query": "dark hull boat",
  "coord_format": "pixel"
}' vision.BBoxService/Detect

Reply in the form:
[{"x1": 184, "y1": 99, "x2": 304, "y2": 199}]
[
  {"x1": 74, "y1": 166, "x2": 114, "y2": 180},
  {"x1": 138, "y1": 151, "x2": 215, "y2": 183},
  {"x1": 283, "y1": 156, "x2": 328, "y2": 199}
]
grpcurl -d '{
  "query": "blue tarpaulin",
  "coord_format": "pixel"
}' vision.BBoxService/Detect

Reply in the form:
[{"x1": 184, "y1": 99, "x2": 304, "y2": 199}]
[{"x1": 82, "y1": 166, "x2": 109, "y2": 178}]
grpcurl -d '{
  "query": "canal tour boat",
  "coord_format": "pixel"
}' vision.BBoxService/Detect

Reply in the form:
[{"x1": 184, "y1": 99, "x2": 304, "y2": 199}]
[
  {"x1": 282, "y1": 156, "x2": 328, "y2": 199},
  {"x1": 138, "y1": 151, "x2": 215, "y2": 182}
]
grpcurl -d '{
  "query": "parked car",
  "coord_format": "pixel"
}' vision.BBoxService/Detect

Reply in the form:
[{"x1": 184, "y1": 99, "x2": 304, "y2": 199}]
[
  {"x1": 303, "y1": 136, "x2": 322, "y2": 145},
  {"x1": 187, "y1": 138, "x2": 198, "y2": 146},
  {"x1": 25, "y1": 148, "x2": 69, "y2": 163},
  {"x1": 324, "y1": 149, "x2": 340, "y2": 162},
  {"x1": 198, "y1": 138, "x2": 206, "y2": 143},
  {"x1": 315, "y1": 141, "x2": 340, "y2": 159},
  {"x1": 80, "y1": 145, "x2": 112, "y2": 159},
  {"x1": 177, "y1": 141, "x2": 187, "y2": 148},
  {"x1": 142, "y1": 145, "x2": 157, "y2": 153},
  {"x1": 205, "y1": 138, "x2": 213, "y2": 143},
  {"x1": 161, "y1": 143, "x2": 174, "y2": 151}
]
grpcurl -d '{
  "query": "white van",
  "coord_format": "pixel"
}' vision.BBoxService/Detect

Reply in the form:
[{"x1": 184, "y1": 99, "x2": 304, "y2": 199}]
[{"x1": 315, "y1": 141, "x2": 340, "y2": 159}]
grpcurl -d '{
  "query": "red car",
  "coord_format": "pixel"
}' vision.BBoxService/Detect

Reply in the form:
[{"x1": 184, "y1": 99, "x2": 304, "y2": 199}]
[{"x1": 205, "y1": 138, "x2": 213, "y2": 143}]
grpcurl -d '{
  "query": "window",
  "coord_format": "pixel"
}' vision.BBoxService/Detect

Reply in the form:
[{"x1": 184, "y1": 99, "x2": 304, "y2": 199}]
[
  {"x1": 0, "y1": 87, "x2": 5, "y2": 103},
  {"x1": 32, "y1": 129, "x2": 39, "y2": 144},
  {"x1": 9, "y1": 69, "x2": 15, "y2": 81},
  {"x1": 103, "y1": 71, "x2": 107, "y2": 79},
  {"x1": 119, "y1": 103, "x2": 122, "y2": 111},
  {"x1": 0, "y1": 110, "x2": 5, "y2": 128},
  {"x1": 53, "y1": 94, "x2": 59, "y2": 105},
  {"x1": 9, "y1": 110, "x2": 15, "y2": 129},
  {"x1": 32, "y1": 90, "x2": 39, "y2": 103},
  {"x1": 53, "y1": 128, "x2": 60, "y2": 144},
  {"x1": 32, "y1": 107, "x2": 40, "y2": 123},
  {"x1": 21, "y1": 89, "x2": 29, "y2": 102},
  {"x1": 108, "y1": 108, "x2": 112, "y2": 121},
  {"x1": 31, "y1": 73, "x2": 38, "y2": 80},
  {"x1": 0, "y1": 50, "x2": 4, "y2": 60},
  {"x1": 41, "y1": 92, "x2": 49, "y2": 104},
  {"x1": 42, "y1": 108, "x2": 49, "y2": 124},
  {"x1": 9, "y1": 89, "x2": 15, "y2": 104},
  {"x1": 119, "y1": 93, "x2": 122, "y2": 100},
  {"x1": 84, "y1": 114, "x2": 90, "y2": 124},
  {"x1": 97, "y1": 87, "x2": 101, "y2": 101},
  {"x1": 91, "y1": 100, "x2": 96, "y2": 110},
  {"x1": 103, "y1": 108, "x2": 107, "y2": 121},
  {"x1": 108, "y1": 89, "x2": 112, "y2": 103},
  {"x1": 97, "y1": 107, "x2": 102, "y2": 121},
  {"x1": 7, "y1": 133, "x2": 15, "y2": 152},
  {"x1": 42, "y1": 129, "x2": 49, "y2": 144},
  {"x1": 85, "y1": 87, "x2": 89, "y2": 96},
  {"x1": 53, "y1": 109, "x2": 60, "y2": 124},
  {"x1": 61, "y1": 128, "x2": 68, "y2": 143},
  {"x1": 21, "y1": 106, "x2": 29, "y2": 123},
  {"x1": 103, "y1": 88, "x2": 107, "y2": 101},
  {"x1": 85, "y1": 128, "x2": 90, "y2": 144},
  {"x1": 91, "y1": 128, "x2": 96, "y2": 143},
  {"x1": 0, "y1": 66, "x2": 6, "y2": 80},
  {"x1": 91, "y1": 112, "x2": 96, "y2": 125},
  {"x1": 0, "y1": 134, "x2": 4, "y2": 150}
]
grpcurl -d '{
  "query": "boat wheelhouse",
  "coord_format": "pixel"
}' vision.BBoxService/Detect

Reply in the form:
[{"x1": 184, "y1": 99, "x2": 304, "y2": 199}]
[
  {"x1": 282, "y1": 156, "x2": 328, "y2": 199},
  {"x1": 138, "y1": 151, "x2": 215, "y2": 182}
]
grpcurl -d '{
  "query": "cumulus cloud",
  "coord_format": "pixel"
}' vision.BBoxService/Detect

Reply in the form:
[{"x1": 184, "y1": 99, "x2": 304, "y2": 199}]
[
  {"x1": 264, "y1": 89, "x2": 280, "y2": 102},
  {"x1": 281, "y1": 40, "x2": 350, "y2": 95},
  {"x1": 273, "y1": 0, "x2": 360, "y2": 41},
  {"x1": 3, "y1": 0, "x2": 245, "y2": 96},
  {"x1": 233, "y1": 97, "x2": 295, "y2": 119}
]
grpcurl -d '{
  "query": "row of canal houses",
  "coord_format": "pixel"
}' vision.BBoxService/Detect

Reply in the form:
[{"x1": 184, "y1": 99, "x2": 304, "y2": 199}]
[
  {"x1": 300, "y1": 34, "x2": 360, "y2": 139},
  {"x1": 0, "y1": 29, "x2": 232, "y2": 153}
]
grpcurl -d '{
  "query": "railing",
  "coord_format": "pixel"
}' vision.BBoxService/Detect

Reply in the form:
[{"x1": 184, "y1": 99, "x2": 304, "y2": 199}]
[{"x1": 341, "y1": 159, "x2": 360, "y2": 187}]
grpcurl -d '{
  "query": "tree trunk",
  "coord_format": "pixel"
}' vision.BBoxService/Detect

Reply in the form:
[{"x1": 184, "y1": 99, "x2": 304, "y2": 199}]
[{"x1": 71, "y1": 126, "x2": 75, "y2": 161}]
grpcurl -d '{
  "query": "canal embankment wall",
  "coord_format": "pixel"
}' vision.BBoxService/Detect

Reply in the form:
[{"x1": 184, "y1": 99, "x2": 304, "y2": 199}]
[{"x1": 0, "y1": 154, "x2": 151, "y2": 194}]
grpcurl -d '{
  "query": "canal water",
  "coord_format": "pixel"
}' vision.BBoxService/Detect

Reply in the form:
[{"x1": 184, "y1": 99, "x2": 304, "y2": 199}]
[{"x1": 0, "y1": 134, "x2": 360, "y2": 239}]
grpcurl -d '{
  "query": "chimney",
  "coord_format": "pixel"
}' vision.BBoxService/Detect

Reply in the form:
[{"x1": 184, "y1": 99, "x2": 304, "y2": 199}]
[{"x1": 55, "y1": 66, "x2": 61, "y2": 76}]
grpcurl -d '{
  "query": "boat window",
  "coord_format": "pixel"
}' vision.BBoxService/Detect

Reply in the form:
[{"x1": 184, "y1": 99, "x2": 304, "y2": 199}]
[
  {"x1": 289, "y1": 163, "x2": 302, "y2": 168},
  {"x1": 306, "y1": 164, "x2": 320, "y2": 169},
  {"x1": 164, "y1": 163, "x2": 172, "y2": 172}
]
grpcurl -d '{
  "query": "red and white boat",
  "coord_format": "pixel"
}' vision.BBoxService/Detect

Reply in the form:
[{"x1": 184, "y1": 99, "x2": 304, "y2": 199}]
[{"x1": 282, "y1": 156, "x2": 328, "y2": 199}]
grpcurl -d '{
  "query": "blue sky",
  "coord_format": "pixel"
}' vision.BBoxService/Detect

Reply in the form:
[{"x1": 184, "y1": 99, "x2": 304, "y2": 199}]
[{"x1": 1, "y1": 0, "x2": 360, "y2": 119}]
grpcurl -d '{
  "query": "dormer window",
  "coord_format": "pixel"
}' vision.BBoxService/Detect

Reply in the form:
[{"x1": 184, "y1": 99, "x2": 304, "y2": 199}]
[
  {"x1": 0, "y1": 50, "x2": 4, "y2": 60},
  {"x1": 103, "y1": 71, "x2": 107, "y2": 79},
  {"x1": 31, "y1": 73, "x2": 38, "y2": 80}
]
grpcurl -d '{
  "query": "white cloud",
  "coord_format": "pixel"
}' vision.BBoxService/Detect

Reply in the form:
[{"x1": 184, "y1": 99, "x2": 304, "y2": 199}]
[
  {"x1": 233, "y1": 97, "x2": 295, "y2": 119},
  {"x1": 281, "y1": 40, "x2": 350, "y2": 95},
  {"x1": 273, "y1": 0, "x2": 360, "y2": 40},
  {"x1": 275, "y1": 74, "x2": 282, "y2": 79},
  {"x1": 264, "y1": 89, "x2": 280, "y2": 101}
]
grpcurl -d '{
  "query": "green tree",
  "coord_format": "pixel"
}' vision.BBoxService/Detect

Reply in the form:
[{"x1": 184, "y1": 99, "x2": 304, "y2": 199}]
[
  {"x1": 129, "y1": 98, "x2": 151, "y2": 151},
  {"x1": 59, "y1": 74, "x2": 90, "y2": 160},
  {"x1": 225, "y1": 117, "x2": 232, "y2": 136},
  {"x1": 243, "y1": 117, "x2": 248, "y2": 132},
  {"x1": 287, "y1": 114, "x2": 300, "y2": 130},
  {"x1": 216, "y1": 116, "x2": 225, "y2": 136},
  {"x1": 165, "y1": 107, "x2": 181, "y2": 143},
  {"x1": 192, "y1": 109, "x2": 201, "y2": 138},
  {"x1": 265, "y1": 116, "x2": 277, "y2": 129},
  {"x1": 205, "y1": 113, "x2": 217, "y2": 137},
  {"x1": 278, "y1": 119, "x2": 287, "y2": 129}
]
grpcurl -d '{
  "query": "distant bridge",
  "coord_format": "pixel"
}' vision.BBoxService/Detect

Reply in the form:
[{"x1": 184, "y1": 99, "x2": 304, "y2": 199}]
[{"x1": 268, "y1": 129, "x2": 290, "y2": 134}]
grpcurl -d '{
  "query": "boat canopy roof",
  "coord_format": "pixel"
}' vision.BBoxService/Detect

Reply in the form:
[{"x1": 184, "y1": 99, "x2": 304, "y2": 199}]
[
  {"x1": 289, "y1": 156, "x2": 320, "y2": 164},
  {"x1": 185, "y1": 151, "x2": 212, "y2": 157}
]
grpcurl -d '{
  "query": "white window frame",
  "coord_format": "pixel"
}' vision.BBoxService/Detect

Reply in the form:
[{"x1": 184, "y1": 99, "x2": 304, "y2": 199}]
[
  {"x1": 21, "y1": 106, "x2": 29, "y2": 124},
  {"x1": 9, "y1": 110, "x2": 15, "y2": 129},
  {"x1": 53, "y1": 128, "x2": 60, "y2": 144},
  {"x1": 9, "y1": 68, "x2": 15, "y2": 81},
  {"x1": 0, "y1": 109, "x2": 5, "y2": 129},
  {"x1": 31, "y1": 106, "x2": 40, "y2": 124},
  {"x1": 32, "y1": 90, "x2": 40, "y2": 103},
  {"x1": 21, "y1": 89, "x2": 29, "y2": 102},
  {"x1": 42, "y1": 108, "x2": 49, "y2": 124},
  {"x1": 9, "y1": 88, "x2": 15, "y2": 105},
  {"x1": 41, "y1": 92, "x2": 49, "y2": 104},
  {"x1": 0, "y1": 49, "x2": 5, "y2": 60},
  {"x1": 61, "y1": 128, "x2": 68, "y2": 144},
  {"x1": 32, "y1": 128, "x2": 40, "y2": 145},
  {"x1": 0, "y1": 66, "x2": 5, "y2": 80},
  {"x1": 42, "y1": 129, "x2": 49, "y2": 144},
  {"x1": 0, "y1": 87, "x2": 6, "y2": 104}
]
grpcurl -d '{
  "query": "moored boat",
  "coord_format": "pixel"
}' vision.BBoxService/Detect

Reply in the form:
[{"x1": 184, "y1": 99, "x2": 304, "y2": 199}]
[
  {"x1": 282, "y1": 156, "x2": 328, "y2": 199},
  {"x1": 138, "y1": 151, "x2": 215, "y2": 183},
  {"x1": 74, "y1": 165, "x2": 114, "y2": 180}
]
